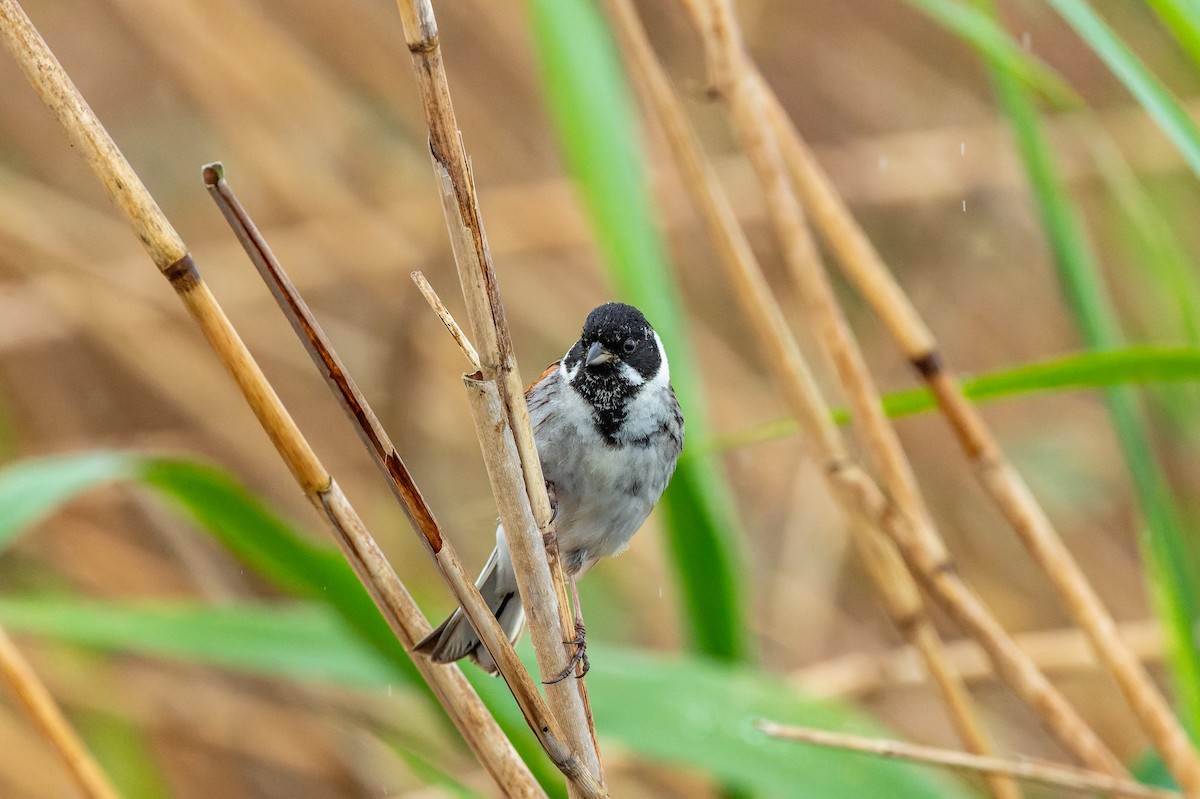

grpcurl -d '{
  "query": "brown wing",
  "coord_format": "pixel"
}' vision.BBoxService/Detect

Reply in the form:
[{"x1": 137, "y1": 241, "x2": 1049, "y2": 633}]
[{"x1": 526, "y1": 360, "x2": 560, "y2": 399}]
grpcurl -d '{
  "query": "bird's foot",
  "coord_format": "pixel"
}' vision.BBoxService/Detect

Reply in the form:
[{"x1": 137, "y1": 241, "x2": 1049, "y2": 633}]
[
  {"x1": 543, "y1": 621, "x2": 589, "y2": 684},
  {"x1": 545, "y1": 480, "x2": 559, "y2": 524}
]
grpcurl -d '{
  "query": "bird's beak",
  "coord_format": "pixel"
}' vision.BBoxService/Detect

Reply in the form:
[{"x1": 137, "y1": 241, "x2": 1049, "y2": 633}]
[{"x1": 585, "y1": 341, "x2": 614, "y2": 367}]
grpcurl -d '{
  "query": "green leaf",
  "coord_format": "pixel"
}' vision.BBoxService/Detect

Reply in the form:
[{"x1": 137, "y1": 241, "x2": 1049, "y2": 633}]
[
  {"x1": 904, "y1": 0, "x2": 1081, "y2": 109},
  {"x1": 0, "y1": 451, "x2": 421, "y2": 682},
  {"x1": 1047, "y1": 0, "x2": 1200, "y2": 180},
  {"x1": 587, "y1": 649, "x2": 965, "y2": 798},
  {"x1": 708, "y1": 346, "x2": 1200, "y2": 452},
  {"x1": 134, "y1": 457, "x2": 424, "y2": 686},
  {"x1": 0, "y1": 597, "x2": 399, "y2": 686},
  {"x1": 0, "y1": 451, "x2": 562, "y2": 790},
  {"x1": 0, "y1": 451, "x2": 137, "y2": 550},
  {"x1": 978, "y1": 0, "x2": 1200, "y2": 734},
  {"x1": 525, "y1": 0, "x2": 748, "y2": 661},
  {"x1": 4, "y1": 596, "x2": 964, "y2": 799},
  {"x1": 1145, "y1": 0, "x2": 1200, "y2": 70},
  {"x1": 78, "y1": 711, "x2": 172, "y2": 799}
]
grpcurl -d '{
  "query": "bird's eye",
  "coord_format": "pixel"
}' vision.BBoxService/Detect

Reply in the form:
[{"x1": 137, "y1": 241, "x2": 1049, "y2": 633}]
[{"x1": 622, "y1": 338, "x2": 637, "y2": 354}]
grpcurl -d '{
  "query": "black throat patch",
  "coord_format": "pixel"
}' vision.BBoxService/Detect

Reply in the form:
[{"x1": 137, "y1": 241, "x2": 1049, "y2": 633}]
[{"x1": 574, "y1": 366, "x2": 638, "y2": 446}]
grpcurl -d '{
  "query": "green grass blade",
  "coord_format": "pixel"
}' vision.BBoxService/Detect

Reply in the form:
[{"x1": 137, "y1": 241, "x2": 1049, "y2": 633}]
[
  {"x1": 586, "y1": 648, "x2": 967, "y2": 798},
  {"x1": 135, "y1": 457, "x2": 422, "y2": 684},
  {"x1": 525, "y1": 0, "x2": 748, "y2": 661},
  {"x1": 1047, "y1": 0, "x2": 1200, "y2": 179},
  {"x1": 0, "y1": 451, "x2": 137, "y2": 549},
  {"x1": 904, "y1": 0, "x2": 1081, "y2": 109},
  {"x1": 78, "y1": 712, "x2": 171, "y2": 799},
  {"x1": 4, "y1": 596, "x2": 967, "y2": 798},
  {"x1": 0, "y1": 451, "x2": 421, "y2": 681},
  {"x1": 980, "y1": 1, "x2": 1200, "y2": 733},
  {"x1": 708, "y1": 346, "x2": 1200, "y2": 452},
  {"x1": 1089, "y1": 136, "x2": 1200, "y2": 349},
  {"x1": 1146, "y1": 0, "x2": 1200, "y2": 78},
  {"x1": 0, "y1": 597, "x2": 399, "y2": 685},
  {"x1": 0, "y1": 450, "x2": 561, "y2": 790}
]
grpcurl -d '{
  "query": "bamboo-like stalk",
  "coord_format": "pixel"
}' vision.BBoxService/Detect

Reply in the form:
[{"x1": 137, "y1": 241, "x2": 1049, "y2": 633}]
[
  {"x1": 0, "y1": 626, "x2": 119, "y2": 799},
  {"x1": 393, "y1": 0, "x2": 603, "y2": 789},
  {"x1": 751, "y1": 36, "x2": 1200, "y2": 799},
  {"x1": 202, "y1": 166, "x2": 605, "y2": 799},
  {"x1": 602, "y1": 5, "x2": 1014, "y2": 799},
  {"x1": 0, "y1": 3, "x2": 548, "y2": 796},
  {"x1": 675, "y1": 0, "x2": 1125, "y2": 780},
  {"x1": 757, "y1": 723, "x2": 1179, "y2": 799}
]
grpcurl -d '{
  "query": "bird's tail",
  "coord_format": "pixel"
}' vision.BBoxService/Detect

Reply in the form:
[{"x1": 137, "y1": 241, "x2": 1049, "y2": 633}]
[{"x1": 414, "y1": 542, "x2": 525, "y2": 675}]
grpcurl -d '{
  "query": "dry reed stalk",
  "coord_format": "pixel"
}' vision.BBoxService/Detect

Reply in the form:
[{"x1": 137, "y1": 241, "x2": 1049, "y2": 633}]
[
  {"x1": 751, "y1": 39, "x2": 1200, "y2": 799},
  {"x1": 0, "y1": 3, "x2": 548, "y2": 795},
  {"x1": 0, "y1": 626, "x2": 119, "y2": 799},
  {"x1": 757, "y1": 723, "x2": 1179, "y2": 799},
  {"x1": 394, "y1": 0, "x2": 604, "y2": 789},
  {"x1": 203, "y1": 167, "x2": 605, "y2": 799},
  {"x1": 602, "y1": 5, "x2": 1015, "y2": 799},
  {"x1": 679, "y1": 0, "x2": 1126, "y2": 780},
  {"x1": 795, "y1": 619, "x2": 1164, "y2": 699}
]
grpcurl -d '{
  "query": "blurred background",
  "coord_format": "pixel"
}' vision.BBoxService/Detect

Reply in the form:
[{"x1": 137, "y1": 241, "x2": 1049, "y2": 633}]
[{"x1": 2, "y1": 0, "x2": 1199, "y2": 796}]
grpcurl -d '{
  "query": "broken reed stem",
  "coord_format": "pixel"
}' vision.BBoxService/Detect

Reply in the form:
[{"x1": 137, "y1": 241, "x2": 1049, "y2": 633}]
[
  {"x1": 0, "y1": 4, "x2": 548, "y2": 795},
  {"x1": 682, "y1": 0, "x2": 1125, "y2": 780},
  {"x1": 394, "y1": 0, "x2": 603, "y2": 789},
  {"x1": 602, "y1": 5, "x2": 1014, "y2": 799},
  {"x1": 757, "y1": 723, "x2": 1179, "y2": 799},
  {"x1": 0, "y1": 626, "x2": 119, "y2": 799},
  {"x1": 794, "y1": 619, "x2": 1164, "y2": 700},
  {"x1": 411, "y1": 271, "x2": 481, "y2": 371},
  {"x1": 203, "y1": 166, "x2": 603, "y2": 799},
  {"x1": 752, "y1": 45, "x2": 1200, "y2": 799}
]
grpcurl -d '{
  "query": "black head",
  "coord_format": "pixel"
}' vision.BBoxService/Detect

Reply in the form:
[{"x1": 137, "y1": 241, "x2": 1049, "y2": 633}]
[{"x1": 562, "y1": 302, "x2": 663, "y2": 411}]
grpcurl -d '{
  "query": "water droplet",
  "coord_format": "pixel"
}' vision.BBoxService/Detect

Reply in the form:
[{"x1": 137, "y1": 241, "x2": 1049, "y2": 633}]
[
  {"x1": 1021, "y1": 31, "x2": 1032, "y2": 50},
  {"x1": 878, "y1": 154, "x2": 889, "y2": 173},
  {"x1": 962, "y1": 200, "x2": 967, "y2": 212},
  {"x1": 960, "y1": 142, "x2": 965, "y2": 157}
]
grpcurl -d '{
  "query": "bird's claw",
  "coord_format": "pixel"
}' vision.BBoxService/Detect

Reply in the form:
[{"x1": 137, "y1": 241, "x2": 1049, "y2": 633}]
[
  {"x1": 545, "y1": 481, "x2": 559, "y2": 524},
  {"x1": 542, "y1": 621, "x2": 589, "y2": 684}
]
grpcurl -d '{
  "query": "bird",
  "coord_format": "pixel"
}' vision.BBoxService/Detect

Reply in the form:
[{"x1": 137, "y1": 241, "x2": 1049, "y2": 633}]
[{"x1": 415, "y1": 302, "x2": 684, "y2": 678}]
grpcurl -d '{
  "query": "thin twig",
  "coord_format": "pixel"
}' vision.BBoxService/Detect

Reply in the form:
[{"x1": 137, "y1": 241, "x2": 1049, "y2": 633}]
[
  {"x1": 757, "y1": 723, "x2": 1179, "y2": 799},
  {"x1": 393, "y1": 1, "x2": 603, "y2": 790},
  {"x1": 203, "y1": 164, "x2": 603, "y2": 799},
  {"x1": 602, "y1": 5, "x2": 1016, "y2": 799},
  {"x1": 752, "y1": 42, "x2": 1200, "y2": 799},
  {"x1": 411, "y1": 270, "x2": 481, "y2": 371},
  {"x1": 0, "y1": 4, "x2": 546, "y2": 795},
  {"x1": 0, "y1": 627, "x2": 119, "y2": 799}
]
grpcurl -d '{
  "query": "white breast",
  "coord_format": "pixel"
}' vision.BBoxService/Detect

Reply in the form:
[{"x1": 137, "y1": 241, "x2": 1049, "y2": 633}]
[{"x1": 528, "y1": 336, "x2": 680, "y2": 573}]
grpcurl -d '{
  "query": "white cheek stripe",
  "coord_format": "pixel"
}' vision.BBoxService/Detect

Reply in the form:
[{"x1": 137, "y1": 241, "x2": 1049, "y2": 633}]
[
  {"x1": 618, "y1": 362, "x2": 645, "y2": 385},
  {"x1": 560, "y1": 358, "x2": 581, "y2": 382},
  {"x1": 651, "y1": 331, "x2": 670, "y2": 385}
]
